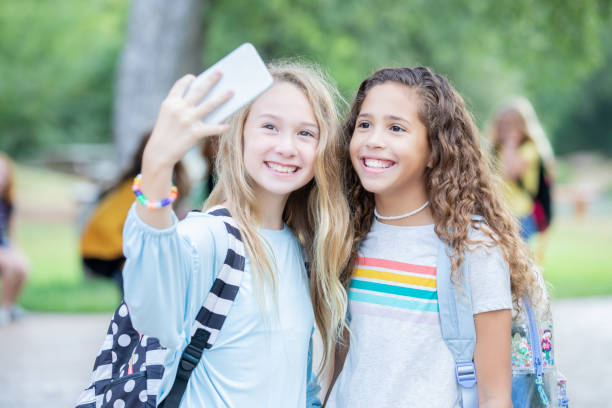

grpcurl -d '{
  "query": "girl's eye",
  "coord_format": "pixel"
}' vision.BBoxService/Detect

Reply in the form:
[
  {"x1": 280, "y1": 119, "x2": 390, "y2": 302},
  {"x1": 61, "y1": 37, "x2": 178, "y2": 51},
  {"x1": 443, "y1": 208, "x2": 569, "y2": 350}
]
[
  {"x1": 298, "y1": 130, "x2": 315, "y2": 138},
  {"x1": 390, "y1": 125, "x2": 404, "y2": 132},
  {"x1": 357, "y1": 121, "x2": 371, "y2": 129},
  {"x1": 263, "y1": 124, "x2": 277, "y2": 131}
]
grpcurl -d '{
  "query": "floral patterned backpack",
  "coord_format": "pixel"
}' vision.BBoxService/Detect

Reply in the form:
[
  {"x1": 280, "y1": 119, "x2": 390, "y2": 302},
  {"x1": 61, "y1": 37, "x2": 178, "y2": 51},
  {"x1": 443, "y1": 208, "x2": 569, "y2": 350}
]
[
  {"x1": 509, "y1": 297, "x2": 568, "y2": 407},
  {"x1": 436, "y1": 236, "x2": 569, "y2": 408}
]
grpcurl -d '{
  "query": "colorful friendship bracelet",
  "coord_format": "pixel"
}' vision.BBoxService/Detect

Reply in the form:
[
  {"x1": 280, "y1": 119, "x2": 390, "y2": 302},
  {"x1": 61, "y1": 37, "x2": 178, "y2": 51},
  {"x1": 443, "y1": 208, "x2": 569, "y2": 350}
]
[{"x1": 132, "y1": 173, "x2": 178, "y2": 209}]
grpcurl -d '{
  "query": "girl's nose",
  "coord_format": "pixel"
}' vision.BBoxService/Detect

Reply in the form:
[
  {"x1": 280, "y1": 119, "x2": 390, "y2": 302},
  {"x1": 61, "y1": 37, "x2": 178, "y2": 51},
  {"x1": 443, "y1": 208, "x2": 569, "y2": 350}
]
[
  {"x1": 365, "y1": 127, "x2": 386, "y2": 149},
  {"x1": 274, "y1": 132, "x2": 298, "y2": 157}
]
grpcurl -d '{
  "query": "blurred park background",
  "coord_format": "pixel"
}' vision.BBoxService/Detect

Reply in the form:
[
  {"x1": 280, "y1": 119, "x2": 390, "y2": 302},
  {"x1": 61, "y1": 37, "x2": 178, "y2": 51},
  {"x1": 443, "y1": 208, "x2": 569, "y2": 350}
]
[
  {"x1": 1, "y1": 0, "x2": 611, "y2": 406},
  {"x1": 2, "y1": 0, "x2": 611, "y2": 312}
]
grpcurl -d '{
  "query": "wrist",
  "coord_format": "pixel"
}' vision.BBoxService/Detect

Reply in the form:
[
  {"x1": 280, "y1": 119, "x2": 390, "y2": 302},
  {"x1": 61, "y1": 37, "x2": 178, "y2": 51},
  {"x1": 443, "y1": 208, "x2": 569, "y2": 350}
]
[
  {"x1": 141, "y1": 157, "x2": 174, "y2": 180},
  {"x1": 142, "y1": 143, "x2": 177, "y2": 174},
  {"x1": 132, "y1": 174, "x2": 178, "y2": 210},
  {"x1": 138, "y1": 160, "x2": 174, "y2": 203}
]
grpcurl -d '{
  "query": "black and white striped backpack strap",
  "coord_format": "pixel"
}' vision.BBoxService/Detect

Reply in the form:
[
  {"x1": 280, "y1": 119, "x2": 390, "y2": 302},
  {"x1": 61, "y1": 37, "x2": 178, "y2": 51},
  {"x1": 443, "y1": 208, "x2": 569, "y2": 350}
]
[
  {"x1": 191, "y1": 206, "x2": 246, "y2": 347},
  {"x1": 159, "y1": 205, "x2": 246, "y2": 408}
]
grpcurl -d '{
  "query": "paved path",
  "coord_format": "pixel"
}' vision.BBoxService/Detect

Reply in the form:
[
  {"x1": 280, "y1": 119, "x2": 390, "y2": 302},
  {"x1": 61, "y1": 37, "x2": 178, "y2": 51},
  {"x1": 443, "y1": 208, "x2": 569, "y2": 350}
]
[
  {"x1": 552, "y1": 297, "x2": 612, "y2": 407},
  {"x1": 0, "y1": 297, "x2": 610, "y2": 407}
]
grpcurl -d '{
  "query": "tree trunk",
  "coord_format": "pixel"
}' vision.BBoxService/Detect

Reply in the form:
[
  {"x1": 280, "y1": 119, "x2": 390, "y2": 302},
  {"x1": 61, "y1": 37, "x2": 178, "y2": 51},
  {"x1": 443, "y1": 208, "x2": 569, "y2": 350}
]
[{"x1": 113, "y1": 0, "x2": 207, "y2": 169}]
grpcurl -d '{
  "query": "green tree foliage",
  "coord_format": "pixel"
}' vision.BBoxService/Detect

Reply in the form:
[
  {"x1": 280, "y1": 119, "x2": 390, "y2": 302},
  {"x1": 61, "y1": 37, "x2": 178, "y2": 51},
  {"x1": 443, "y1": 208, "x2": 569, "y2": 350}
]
[
  {"x1": 552, "y1": 18, "x2": 612, "y2": 155},
  {"x1": 0, "y1": 0, "x2": 127, "y2": 157},
  {"x1": 205, "y1": 0, "x2": 606, "y2": 132},
  {"x1": 0, "y1": 0, "x2": 610, "y2": 157}
]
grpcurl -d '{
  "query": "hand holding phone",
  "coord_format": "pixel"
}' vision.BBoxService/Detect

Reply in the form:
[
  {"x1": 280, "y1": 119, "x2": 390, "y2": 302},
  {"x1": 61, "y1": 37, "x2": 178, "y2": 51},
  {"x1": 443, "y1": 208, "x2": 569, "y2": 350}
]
[
  {"x1": 145, "y1": 72, "x2": 231, "y2": 172},
  {"x1": 190, "y1": 43, "x2": 274, "y2": 124},
  {"x1": 136, "y1": 44, "x2": 272, "y2": 229},
  {"x1": 145, "y1": 43, "x2": 272, "y2": 171}
]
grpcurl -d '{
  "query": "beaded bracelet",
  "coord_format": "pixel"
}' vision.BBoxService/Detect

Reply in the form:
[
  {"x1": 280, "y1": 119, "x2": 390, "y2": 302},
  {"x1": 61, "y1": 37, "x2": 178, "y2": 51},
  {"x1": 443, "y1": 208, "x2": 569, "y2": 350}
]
[{"x1": 132, "y1": 174, "x2": 178, "y2": 209}]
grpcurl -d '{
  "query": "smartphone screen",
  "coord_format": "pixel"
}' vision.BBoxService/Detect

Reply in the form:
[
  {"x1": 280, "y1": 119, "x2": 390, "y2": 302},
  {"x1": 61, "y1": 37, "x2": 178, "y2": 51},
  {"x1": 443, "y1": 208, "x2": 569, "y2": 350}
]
[{"x1": 191, "y1": 43, "x2": 274, "y2": 124}]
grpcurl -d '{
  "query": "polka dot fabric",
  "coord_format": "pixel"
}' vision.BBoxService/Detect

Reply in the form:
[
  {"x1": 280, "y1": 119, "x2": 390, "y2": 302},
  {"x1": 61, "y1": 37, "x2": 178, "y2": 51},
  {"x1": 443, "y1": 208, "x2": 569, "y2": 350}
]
[
  {"x1": 75, "y1": 207, "x2": 246, "y2": 408},
  {"x1": 75, "y1": 301, "x2": 164, "y2": 408}
]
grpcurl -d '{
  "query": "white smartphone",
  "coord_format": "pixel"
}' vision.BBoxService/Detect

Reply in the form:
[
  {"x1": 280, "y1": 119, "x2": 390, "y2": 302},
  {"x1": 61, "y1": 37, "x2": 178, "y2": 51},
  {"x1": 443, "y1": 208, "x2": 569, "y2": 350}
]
[{"x1": 191, "y1": 43, "x2": 273, "y2": 124}]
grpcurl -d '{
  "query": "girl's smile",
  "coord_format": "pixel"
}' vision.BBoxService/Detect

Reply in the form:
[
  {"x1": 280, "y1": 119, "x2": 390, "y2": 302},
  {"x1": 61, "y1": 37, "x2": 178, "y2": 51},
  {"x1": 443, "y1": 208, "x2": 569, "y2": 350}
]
[
  {"x1": 265, "y1": 160, "x2": 300, "y2": 175},
  {"x1": 243, "y1": 82, "x2": 319, "y2": 201},
  {"x1": 359, "y1": 156, "x2": 397, "y2": 173},
  {"x1": 350, "y1": 83, "x2": 430, "y2": 198}
]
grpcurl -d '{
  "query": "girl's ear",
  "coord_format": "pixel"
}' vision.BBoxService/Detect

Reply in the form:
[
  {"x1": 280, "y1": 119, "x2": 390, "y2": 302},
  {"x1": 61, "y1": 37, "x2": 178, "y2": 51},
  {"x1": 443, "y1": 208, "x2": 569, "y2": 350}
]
[
  {"x1": 425, "y1": 137, "x2": 434, "y2": 169},
  {"x1": 426, "y1": 148, "x2": 434, "y2": 168}
]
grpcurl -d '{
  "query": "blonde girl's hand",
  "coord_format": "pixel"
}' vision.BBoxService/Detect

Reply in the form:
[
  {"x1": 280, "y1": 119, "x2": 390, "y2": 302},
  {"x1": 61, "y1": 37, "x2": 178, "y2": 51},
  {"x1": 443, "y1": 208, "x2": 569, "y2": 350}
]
[
  {"x1": 143, "y1": 72, "x2": 233, "y2": 171},
  {"x1": 137, "y1": 73, "x2": 232, "y2": 229}
]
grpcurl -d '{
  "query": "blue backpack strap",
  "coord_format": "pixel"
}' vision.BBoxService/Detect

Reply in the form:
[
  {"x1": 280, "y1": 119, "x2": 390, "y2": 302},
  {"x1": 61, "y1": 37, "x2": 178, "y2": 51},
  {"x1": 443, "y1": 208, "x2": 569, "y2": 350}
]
[
  {"x1": 437, "y1": 239, "x2": 478, "y2": 408},
  {"x1": 160, "y1": 206, "x2": 246, "y2": 408},
  {"x1": 438, "y1": 216, "x2": 552, "y2": 407},
  {"x1": 523, "y1": 296, "x2": 550, "y2": 406}
]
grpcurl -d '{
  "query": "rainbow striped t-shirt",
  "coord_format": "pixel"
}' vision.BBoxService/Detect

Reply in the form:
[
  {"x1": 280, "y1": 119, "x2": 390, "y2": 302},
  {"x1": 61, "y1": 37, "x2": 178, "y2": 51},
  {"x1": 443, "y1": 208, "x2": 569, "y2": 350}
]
[
  {"x1": 327, "y1": 218, "x2": 511, "y2": 408},
  {"x1": 349, "y1": 255, "x2": 440, "y2": 325}
]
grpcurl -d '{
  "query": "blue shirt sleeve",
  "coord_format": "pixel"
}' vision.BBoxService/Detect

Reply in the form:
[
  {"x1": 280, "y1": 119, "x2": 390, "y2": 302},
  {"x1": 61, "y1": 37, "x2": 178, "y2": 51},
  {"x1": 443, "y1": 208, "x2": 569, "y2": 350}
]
[
  {"x1": 122, "y1": 203, "x2": 221, "y2": 350},
  {"x1": 306, "y1": 330, "x2": 322, "y2": 407}
]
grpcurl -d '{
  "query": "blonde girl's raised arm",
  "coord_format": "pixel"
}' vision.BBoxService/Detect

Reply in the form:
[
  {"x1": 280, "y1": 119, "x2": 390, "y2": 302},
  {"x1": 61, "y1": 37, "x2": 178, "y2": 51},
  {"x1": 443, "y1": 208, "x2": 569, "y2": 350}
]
[
  {"x1": 473, "y1": 309, "x2": 513, "y2": 408},
  {"x1": 137, "y1": 73, "x2": 231, "y2": 229}
]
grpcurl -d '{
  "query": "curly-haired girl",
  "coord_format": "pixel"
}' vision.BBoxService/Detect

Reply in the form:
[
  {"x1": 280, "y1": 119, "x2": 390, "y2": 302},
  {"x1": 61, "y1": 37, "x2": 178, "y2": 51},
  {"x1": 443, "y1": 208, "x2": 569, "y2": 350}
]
[{"x1": 326, "y1": 67, "x2": 544, "y2": 407}]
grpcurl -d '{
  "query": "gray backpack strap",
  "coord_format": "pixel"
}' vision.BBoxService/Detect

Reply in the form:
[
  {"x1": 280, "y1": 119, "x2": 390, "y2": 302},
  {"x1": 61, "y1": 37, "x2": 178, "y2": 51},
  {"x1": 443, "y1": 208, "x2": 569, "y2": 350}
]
[
  {"x1": 436, "y1": 239, "x2": 478, "y2": 408},
  {"x1": 160, "y1": 206, "x2": 246, "y2": 408}
]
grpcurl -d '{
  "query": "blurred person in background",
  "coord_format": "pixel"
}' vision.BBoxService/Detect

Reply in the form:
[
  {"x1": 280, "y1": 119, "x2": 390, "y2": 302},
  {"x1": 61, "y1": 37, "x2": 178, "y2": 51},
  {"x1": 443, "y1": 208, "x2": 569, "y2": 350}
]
[
  {"x1": 0, "y1": 152, "x2": 29, "y2": 325},
  {"x1": 79, "y1": 132, "x2": 191, "y2": 292},
  {"x1": 488, "y1": 97, "x2": 556, "y2": 261},
  {"x1": 184, "y1": 136, "x2": 220, "y2": 209}
]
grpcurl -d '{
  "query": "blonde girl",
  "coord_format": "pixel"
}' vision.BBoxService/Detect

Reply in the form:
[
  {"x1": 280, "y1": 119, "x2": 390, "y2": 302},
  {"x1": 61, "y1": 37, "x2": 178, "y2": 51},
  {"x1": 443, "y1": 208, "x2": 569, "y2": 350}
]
[
  {"x1": 326, "y1": 67, "x2": 544, "y2": 408},
  {"x1": 122, "y1": 61, "x2": 351, "y2": 407},
  {"x1": 488, "y1": 97, "x2": 556, "y2": 257}
]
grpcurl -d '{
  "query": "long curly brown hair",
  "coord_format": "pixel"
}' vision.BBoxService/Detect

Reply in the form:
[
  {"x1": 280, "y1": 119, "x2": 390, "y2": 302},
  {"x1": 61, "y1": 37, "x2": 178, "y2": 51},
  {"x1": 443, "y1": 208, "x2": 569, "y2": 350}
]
[{"x1": 342, "y1": 67, "x2": 542, "y2": 311}]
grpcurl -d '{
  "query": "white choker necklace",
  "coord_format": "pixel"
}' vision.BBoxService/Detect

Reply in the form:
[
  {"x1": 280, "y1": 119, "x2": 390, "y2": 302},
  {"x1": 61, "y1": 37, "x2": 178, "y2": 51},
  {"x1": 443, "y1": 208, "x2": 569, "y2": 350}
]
[{"x1": 374, "y1": 201, "x2": 430, "y2": 220}]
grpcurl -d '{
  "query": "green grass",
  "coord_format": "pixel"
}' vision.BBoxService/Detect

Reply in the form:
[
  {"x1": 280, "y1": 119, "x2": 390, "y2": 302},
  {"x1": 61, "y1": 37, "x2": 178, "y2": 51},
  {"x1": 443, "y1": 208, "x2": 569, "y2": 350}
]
[
  {"x1": 539, "y1": 217, "x2": 612, "y2": 298},
  {"x1": 15, "y1": 164, "x2": 78, "y2": 206},
  {"x1": 20, "y1": 280, "x2": 120, "y2": 312},
  {"x1": 15, "y1": 220, "x2": 121, "y2": 312},
  {"x1": 5, "y1": 164, "x2": 121, "y2": 312}
]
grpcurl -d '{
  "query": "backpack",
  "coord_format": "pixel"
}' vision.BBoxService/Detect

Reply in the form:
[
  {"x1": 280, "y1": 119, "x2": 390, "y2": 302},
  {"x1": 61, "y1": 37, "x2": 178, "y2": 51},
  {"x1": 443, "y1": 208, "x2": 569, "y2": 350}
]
[
  {"x1": 436, "y1": 229, "x2": 569, "y2": 407},
  {"x1": 518, "y1": 159, "x2": 553, "y2": 233},
  {"x1": 75, "y1": 206, "x2": 246, "y2": 408}
]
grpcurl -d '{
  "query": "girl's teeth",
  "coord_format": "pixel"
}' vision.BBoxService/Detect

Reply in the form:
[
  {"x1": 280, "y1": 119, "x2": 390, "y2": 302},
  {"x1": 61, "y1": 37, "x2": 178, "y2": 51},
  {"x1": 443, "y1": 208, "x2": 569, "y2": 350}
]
[
  {"x1": 268, "y1": 162, "x2": 297, "y2": 173},
  {"x1": 364, "y1": 159, "x2": 393, "y2": 168}
]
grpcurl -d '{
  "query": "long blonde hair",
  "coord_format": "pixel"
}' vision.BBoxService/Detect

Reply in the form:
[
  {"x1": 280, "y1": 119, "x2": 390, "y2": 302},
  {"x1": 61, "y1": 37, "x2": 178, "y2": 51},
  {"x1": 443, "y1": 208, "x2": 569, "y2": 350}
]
[
  {"x1": 204, "y1": 61, "x2": 352, "y2": 375},
  {"x1": 488, "y1": 96, "x2": 556, "y2": 179}
]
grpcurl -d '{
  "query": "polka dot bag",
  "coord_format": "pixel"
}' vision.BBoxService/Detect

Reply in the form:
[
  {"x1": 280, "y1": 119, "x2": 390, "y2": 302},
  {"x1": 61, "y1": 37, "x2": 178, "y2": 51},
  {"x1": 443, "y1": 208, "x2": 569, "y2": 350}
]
[
  {"x1": 76, "y1": 302, "x2": 164, "y2": 408},
  {"x1": 75, "y1": 207, "x2": 246, "y2": 408}
]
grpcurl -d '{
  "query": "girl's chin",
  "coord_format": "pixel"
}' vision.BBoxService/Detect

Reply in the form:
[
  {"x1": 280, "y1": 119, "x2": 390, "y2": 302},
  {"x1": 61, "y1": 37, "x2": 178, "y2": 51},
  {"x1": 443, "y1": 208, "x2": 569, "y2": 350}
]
[
  {"x1": 255, "y1": 180, "x2": 312, "y2": 197},
  {"x1": 360, "y1": 182, "x2": 392, "y2": 196}
]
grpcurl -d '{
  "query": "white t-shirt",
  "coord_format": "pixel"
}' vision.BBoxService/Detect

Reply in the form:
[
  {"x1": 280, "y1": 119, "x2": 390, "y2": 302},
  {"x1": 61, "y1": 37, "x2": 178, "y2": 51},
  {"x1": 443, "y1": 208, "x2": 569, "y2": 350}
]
[{"x1": 327, "y1": 219, "x2": 512, "y2": 408}]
